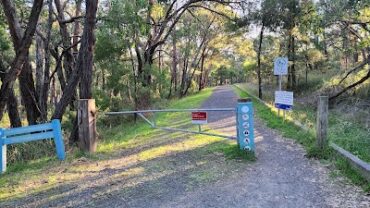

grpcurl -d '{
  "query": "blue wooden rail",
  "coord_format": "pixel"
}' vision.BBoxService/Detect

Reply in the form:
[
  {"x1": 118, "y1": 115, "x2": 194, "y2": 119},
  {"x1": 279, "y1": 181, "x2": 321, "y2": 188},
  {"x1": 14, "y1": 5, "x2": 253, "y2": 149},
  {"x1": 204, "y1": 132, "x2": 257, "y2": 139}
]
[{"x1": 0, "y1": 119, "x2": 65, "y2": 173}]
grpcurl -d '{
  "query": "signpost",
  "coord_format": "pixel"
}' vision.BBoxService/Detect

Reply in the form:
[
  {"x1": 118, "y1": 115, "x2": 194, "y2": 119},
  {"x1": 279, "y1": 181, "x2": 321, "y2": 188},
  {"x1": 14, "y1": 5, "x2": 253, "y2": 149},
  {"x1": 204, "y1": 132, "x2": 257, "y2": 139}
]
[
  {"x1": 274, "y1": 57, "x2": 293, "y2": 120},
  {"x1": 191, "y1": 112, "x2": 208, "y2": 125},
  {"x1": 275, "y1": 91, "x2": 293, "y2": 110},
  {"x1": 236, "y1": 99, "x2": 255, "y2": 152},
  {"x1": 192, "y1": 111, "x2": 207, "y2": 132},
  {"x1": 274, "y1": 57, "x2": 288, "y2": 76}
]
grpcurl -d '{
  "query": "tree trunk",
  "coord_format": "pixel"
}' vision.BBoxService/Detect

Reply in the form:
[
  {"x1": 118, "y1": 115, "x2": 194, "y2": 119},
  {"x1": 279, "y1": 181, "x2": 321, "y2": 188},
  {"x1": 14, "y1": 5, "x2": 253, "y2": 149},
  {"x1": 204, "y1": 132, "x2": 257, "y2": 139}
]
[
  {"x1": 54, "y1": 0, "x2": 75, "y2": 79},
  {"x1": 172, "y1": 32, "x2": 178, "y2": 93},
  {"x1": 19, "y1": 56, "x2": 40, "y2": 125},
  {"x1": 79, "y1": 0, "x2": 98, "y2": 99},
  {"x1": 198, "y1": 52, "x2": 205, "y2": 91},
  {"x1": 53, "y1": 49, "x2": 67, "y2": 91},
  {"x1": 291, "y1": 35, "x2": 296, "y2": 89},
  {"x1": 52, "y1": 0, "x2": 98, "y2": 120},
  {"x1": 71, "y1": 0, "x2": 98, "y2": 145},
  {"x1": 40, "y1": 0, "x2": 53, "y2": 121},
  {"x1": 35, "y1": 34, "x2": 44, "y2": 100},
  {"x1": 7, "y1": 90, "x2": 22, "y2": 127},
  {"x1": 73, "y1": 0, "x2": 82, "y2": 55},
  {"x1": 55, "y1": 0, "x2": 77, "y2": 110},
  {"x1": 323, "y1": 31, "x2": 328, "y2": 57},
  {"x1": 0, "y1": 61, "x2": 21, "y2": 127},
  {"x1": 287, "y1": 34, "x2": 296, "y2": 90},
  {"x1": 0, "y1": 0, "x2": 44, "y2": 122},
  {"x1": 179, "y1": 57, "x2": 189, "y2": 97},
  {"x1": 50, "y1": 76, "x2": 57, "y2": 106},
  {"x1": 257, "y1": 24, "x2": 264, "y2": 99}
]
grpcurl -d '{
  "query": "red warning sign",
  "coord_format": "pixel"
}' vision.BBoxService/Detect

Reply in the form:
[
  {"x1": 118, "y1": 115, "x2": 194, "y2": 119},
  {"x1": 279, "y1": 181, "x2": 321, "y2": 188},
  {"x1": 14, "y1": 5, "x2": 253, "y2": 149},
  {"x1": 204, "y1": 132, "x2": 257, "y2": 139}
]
[{"x1": 191, "y1": 112, "x2": 208, "y2": 125}]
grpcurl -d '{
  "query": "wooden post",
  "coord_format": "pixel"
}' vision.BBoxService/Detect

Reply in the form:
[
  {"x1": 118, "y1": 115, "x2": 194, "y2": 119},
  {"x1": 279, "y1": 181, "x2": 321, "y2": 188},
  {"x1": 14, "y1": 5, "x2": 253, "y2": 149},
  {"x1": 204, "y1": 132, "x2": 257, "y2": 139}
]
[
  {"x1": 78, "y1": 99, "x2": 97, "y2": 152},
  {"x1": 316, "y1": 96, "x2": 328, "y2": 149}
]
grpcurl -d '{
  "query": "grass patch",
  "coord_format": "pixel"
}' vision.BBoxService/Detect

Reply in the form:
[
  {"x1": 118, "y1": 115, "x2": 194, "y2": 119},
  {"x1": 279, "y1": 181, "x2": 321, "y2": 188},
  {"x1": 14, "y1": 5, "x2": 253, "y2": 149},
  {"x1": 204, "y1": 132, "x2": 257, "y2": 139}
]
[
  {"x1": 234, "y1": 84, "x2": 370, "y2": 191},
  {"x1": 223, "y1": 144, "x2": 256, "y2": 161},
  {"x1": 335, "y1": 158, "x2": 370, "y2": 192},
  {"x1": 209, "y1": 143, "x2": 256, "y2": 161}
]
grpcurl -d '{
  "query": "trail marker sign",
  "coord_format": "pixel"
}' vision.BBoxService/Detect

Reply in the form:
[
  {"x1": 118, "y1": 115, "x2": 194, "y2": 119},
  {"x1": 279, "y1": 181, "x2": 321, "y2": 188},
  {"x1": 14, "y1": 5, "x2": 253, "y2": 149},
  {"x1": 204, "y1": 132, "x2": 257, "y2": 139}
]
[
  {"x1": 275, "y1": 91, "x2": 293, "y2": 110},
  {"x1": 236, "y1": 99, "x2": 255, "y2": 152},
  {"x1": 274, "y1": 57, "x2": 288, "y2": 75},
  {"x1": 192, "y1": 112, "x2": 208, "y2": 125}
]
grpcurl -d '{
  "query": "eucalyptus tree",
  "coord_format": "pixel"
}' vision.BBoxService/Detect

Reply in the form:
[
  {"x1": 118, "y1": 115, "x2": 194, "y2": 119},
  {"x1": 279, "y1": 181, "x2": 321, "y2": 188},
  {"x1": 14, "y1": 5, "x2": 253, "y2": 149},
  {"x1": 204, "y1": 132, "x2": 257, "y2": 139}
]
[
  {"x1": 0, "y1": 0, "x2": 44, "y2": 124},
  {"x1": 319, "y1": 0, "x2": 370, "y2": 101},
  {"x1": 251, "y1": 0, "x2": 280, "y2": 98},
  {"x1": 0, "y1": 12, "x2": 21, "y2": 127}
]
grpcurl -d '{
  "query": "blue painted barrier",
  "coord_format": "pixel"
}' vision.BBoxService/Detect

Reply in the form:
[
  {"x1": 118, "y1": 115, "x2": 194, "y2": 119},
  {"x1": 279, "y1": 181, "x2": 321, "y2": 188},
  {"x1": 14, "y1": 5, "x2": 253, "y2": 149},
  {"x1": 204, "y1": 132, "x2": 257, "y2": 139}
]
[
  {"x1": 236, "y1": 98, "x2": 255, "y2": 152},
  {"x1": 0, "y1": 119, "x2": 65, "y2": 173}
]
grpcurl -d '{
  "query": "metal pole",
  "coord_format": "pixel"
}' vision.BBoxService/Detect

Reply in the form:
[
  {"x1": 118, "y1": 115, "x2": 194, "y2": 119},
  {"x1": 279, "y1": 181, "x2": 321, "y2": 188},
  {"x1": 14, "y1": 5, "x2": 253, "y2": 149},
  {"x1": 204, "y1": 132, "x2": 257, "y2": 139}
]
[
  {"x1": 279, "y1": 75, "x2": 282, "y2": 91},
  {"x1": 198, "y1": 124, "x2": 201, "y2": 133},
  {"x1": 153, "y1": 112, "x2": 156, "y2": 127},
  {"x1": 106, "y1": 108, "x2": 235, "y2": 115},
  {"x1": 278, "y1": 75, "x2": 282, "y2": 117}
]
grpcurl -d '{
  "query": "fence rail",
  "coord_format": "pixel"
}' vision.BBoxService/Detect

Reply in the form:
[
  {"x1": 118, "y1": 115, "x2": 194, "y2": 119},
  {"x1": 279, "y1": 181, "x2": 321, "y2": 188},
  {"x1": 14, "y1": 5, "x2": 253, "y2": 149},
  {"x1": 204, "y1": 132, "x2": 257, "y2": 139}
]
[{"x1": 106, "y1": 108, "x2": 235, "y2": 115}]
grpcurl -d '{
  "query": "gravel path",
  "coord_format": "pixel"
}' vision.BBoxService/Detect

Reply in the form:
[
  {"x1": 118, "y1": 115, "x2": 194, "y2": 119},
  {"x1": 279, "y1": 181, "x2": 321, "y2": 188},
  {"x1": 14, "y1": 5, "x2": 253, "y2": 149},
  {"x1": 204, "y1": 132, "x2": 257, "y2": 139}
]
[
  {"x1": 161, "y1": 85, "x2": 370, "y2": 208},
  {"x1": 1, "y1": 85, "x2": 369, "y2": 208}
]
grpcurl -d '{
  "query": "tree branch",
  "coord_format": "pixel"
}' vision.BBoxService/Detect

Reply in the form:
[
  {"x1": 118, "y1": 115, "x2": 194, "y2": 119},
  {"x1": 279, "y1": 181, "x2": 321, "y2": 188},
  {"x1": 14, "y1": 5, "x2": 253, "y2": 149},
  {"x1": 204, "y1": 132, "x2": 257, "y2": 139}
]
[
  {"x1": 338, "y1": 60, "x2": 367, "y2": 85},
  {"x1": 60, "y1": 15, "x2": 84, "y2": 24},
  {"x1": 188, "y1": 4, "x2": 235, "y2": 21},
  {"x1": 330, "y1": 69, "x2": 370, "y2": 101}
]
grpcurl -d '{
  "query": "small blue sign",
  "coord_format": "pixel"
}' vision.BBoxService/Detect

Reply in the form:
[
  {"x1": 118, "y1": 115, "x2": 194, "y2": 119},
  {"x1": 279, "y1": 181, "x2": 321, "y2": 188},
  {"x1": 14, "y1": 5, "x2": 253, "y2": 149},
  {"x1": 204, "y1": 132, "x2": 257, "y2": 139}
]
[
  {"x1": 236, "y1": 100, "x2": 255, "y2": 152},
  {"x1": 275, "y1": 103, "x2": 292, "y2": 110}
]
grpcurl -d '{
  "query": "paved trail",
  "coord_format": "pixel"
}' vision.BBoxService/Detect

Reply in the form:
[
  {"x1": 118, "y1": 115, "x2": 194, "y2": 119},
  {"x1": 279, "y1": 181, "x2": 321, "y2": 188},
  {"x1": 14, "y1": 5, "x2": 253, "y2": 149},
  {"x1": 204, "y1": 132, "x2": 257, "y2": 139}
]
[
  {"x1": 162, "y1": 86, "x2": 370, "y2": 208},
  {"x1": 1, "y1": 86, "x2": 369, "y2": 208}
]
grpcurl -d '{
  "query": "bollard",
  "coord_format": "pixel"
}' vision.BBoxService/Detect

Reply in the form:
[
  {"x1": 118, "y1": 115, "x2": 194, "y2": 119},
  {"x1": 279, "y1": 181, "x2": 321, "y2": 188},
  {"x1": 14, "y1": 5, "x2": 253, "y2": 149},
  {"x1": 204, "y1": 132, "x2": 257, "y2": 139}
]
[
  {"x1": 78, "y1": 99, "x2": 97, "y2": 152},
  {"x1": 236, "y1": 98, "x2": 255, "y2": 152}
]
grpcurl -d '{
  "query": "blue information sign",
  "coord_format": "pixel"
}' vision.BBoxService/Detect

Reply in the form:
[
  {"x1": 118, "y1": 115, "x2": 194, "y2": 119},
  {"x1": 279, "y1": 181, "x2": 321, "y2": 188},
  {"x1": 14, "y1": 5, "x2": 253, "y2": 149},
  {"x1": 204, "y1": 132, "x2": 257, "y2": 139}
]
[
  {"x1": 236, "y1": 99, "x2": 255, "y2": 152},
  {"x1": 275, "y1": 103, "x2": 292, "y2": 110}
]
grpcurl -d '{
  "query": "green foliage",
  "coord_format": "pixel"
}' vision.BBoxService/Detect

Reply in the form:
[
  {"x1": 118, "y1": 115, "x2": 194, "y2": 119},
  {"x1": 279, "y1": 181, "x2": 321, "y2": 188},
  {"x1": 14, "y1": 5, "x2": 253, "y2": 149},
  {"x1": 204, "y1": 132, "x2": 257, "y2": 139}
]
[
  {"x1": 335, "y1": 158, "x2": 370, "y2": 192},
  {"x1": 0, "y1": 26, "x2": 10, "y2": 51},
  {"x1": 211, "y1": 65, "x2": 247, "y2": 85},
  {"x1": 212, "y1": 144, "x2": 257, "y2": 161},
  {"x1": 242, "y1": 59, "x2": 256, "y2": 73}
]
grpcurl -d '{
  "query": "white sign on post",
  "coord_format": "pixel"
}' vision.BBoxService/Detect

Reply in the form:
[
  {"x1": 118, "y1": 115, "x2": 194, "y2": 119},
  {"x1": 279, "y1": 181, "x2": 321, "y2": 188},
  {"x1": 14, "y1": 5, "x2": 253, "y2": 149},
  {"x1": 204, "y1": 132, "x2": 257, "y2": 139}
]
[
  {"x1": 274, "y1": 57, "x2": 288, "y2": 75},
  {"x1": 275, "y1": 91, "x2": 294, "y2": 106}
]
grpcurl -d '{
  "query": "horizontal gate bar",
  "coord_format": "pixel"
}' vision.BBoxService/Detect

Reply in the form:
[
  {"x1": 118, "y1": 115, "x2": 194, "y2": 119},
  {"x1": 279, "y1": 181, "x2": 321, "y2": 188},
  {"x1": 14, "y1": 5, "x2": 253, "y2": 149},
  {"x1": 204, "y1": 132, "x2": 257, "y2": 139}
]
[
  {"x1": 106, "y1": 108, "x2": 235, "y2": 115},
  {"x1": 158, "y1": 127, "x2": 236, "y2": 140}
]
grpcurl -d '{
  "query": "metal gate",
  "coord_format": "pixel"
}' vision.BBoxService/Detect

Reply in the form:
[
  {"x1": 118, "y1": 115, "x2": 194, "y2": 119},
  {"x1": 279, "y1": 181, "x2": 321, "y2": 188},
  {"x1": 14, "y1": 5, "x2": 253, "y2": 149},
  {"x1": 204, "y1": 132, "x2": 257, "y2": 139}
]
[{"x1": 106, "y1": 99, "x2": 255, "y2": 152}]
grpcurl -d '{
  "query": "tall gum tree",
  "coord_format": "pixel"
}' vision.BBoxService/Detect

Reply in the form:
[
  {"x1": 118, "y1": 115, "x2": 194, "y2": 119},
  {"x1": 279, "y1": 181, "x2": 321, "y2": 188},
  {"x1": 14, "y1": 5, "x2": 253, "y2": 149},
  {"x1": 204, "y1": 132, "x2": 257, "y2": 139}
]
[{"x1": 0, "y1": 0, "x2": 44, "y2": 123}]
